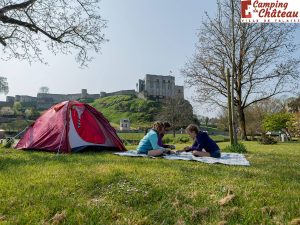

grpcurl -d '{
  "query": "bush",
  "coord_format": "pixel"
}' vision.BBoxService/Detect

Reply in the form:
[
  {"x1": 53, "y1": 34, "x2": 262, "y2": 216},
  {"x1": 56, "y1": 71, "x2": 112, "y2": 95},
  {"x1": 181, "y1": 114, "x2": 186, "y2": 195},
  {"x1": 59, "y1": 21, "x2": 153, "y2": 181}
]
[
  {"x1": 223, "y1": 143, "x2": 247, "y2": 153},
  {"x1": 174, "y1": 136, "x2": 190, "y2": 144},
  {"x1": 3, "y1": 138, "x2": 14, "y2": 148},
  {"x1": 259, "y1": 134, "x2": 278, "y2": 145},
  {"x1": 179, "y1": 136, "x2": 190, "y2": 143},
  {"x1": 163, "y1": 136, "x2": 173, "y2": 144}
]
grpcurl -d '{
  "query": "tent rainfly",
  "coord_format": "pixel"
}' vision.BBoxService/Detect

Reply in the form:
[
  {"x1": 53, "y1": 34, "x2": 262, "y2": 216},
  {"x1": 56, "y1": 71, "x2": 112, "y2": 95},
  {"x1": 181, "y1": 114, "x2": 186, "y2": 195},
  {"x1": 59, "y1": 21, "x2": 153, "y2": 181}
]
[{"x1": 16, "y1": 101, "x2": 126, "y2": 153}]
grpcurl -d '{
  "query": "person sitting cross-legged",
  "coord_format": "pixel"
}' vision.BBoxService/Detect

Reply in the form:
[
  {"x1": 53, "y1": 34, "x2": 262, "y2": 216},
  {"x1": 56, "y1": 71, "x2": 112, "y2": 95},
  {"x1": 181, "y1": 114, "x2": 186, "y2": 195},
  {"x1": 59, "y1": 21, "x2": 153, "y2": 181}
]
[
  {"x1": 137, "y1": 121, "x2": 173, "y2": 157},
  {"x1": 180, "y1": 124, "x2": 221, "y2": 158}
]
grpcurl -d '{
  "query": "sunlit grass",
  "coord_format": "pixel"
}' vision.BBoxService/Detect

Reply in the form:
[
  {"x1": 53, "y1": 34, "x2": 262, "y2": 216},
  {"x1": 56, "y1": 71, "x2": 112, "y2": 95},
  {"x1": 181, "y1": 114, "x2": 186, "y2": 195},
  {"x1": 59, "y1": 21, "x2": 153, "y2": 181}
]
[{"x1": 0, "y1": 141, "x2": 299, "y2": 224}]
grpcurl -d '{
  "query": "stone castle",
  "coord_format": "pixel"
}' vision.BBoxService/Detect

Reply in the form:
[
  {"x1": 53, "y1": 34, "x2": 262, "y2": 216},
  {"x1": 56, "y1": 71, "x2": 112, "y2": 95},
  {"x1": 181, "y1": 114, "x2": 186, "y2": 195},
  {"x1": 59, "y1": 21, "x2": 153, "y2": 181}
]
[
  {"x1": 137, "y1": 74, "x2": 184, "y2": 101},
  {"x1": 0, "y1": 74, "x2": 184, "y2": 109}
]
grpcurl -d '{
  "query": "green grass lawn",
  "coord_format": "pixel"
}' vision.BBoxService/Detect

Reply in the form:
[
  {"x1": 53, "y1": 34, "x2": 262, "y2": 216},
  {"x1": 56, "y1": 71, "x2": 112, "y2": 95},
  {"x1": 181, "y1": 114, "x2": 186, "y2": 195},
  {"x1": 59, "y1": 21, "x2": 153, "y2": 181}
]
[
  {"x1": 0, "y1": 141, "x2": 300, "y2": 224},
  {"x1": 118, "y1": 133, "x2": 228, "y2": 144}
]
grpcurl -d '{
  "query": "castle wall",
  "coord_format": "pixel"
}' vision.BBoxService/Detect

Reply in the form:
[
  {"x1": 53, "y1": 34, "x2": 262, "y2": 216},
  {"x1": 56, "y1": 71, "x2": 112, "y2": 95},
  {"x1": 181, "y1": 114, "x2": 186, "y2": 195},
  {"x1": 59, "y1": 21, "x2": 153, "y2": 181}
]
[
  {"x1": 0, "y1": 101, "x2": 13, "y2": 108},
  {"x1": 37, "y1": 93, "x2": 82, "y2": 103},
  {"x1": 137, "y1": 79, "x2": 145, "y2": 92},
  {"x1": 6, "y1": 96, "x2": 15, "y2": 102},
  {"x1": 175, "y1": 85, "x2": 184, "y2": 99},
  {"x1": 87, "y1": 94, "x2": 101, "y2": 99},
  {"x1": 144, "y1": 74, "x2": 175, "y2": 99},
  {"x1": 102, "y1": 90, "x2": 136, "y2": 98},
  {"x1": 19, "y1": 95, "x2": 37, "y2": 103},
  {"x1": 4, "y1": 74, "x2": 185, "y2": 110}
]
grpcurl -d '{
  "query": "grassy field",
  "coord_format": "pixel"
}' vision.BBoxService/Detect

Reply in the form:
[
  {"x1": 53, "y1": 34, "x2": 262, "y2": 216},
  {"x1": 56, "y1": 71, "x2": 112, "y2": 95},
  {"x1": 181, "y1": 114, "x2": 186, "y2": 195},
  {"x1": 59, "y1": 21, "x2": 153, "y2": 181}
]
[
  {"x1": 118, "y1": 133, "x2": 228, "y2": 144},
  {"x1": 0, "y1": 141, "x2": 300, "y2": 224}
]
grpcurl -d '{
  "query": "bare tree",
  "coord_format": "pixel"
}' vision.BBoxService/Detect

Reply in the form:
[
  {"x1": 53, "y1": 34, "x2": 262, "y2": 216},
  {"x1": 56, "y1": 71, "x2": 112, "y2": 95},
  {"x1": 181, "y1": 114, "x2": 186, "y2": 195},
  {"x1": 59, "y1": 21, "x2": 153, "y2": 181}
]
[
  {"x1": 0, "y1": 76, "x2": 8, "y2": 94},
  {"x1": 156, "y1": 97, "x2": 194, "y2": 137},
  {"x1": 182, "y1": 0, "x2": 300, "y2": 140},
  {"x1": 38, "y1": 86, "x2": 49, "y2": 94},
  {"x1": 0, "y1": 0, "x2": 107, "y2": 66},
  {"x1": 288, "y1": 96, "x2": 300, "y2": 113}
]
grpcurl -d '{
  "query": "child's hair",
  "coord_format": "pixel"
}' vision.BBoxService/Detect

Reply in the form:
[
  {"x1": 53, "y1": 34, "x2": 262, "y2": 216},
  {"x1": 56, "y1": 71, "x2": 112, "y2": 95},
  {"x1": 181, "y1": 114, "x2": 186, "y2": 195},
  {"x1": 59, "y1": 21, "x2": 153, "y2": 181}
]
[
  {"x1": 186, "y1": 124, "x2": 199, "y2": 133},
  {"x1": 152, "y1": 121, "x2": 164, "y2": 131},
  {"x1": 163, "y1": 122, "x2": 171, "y2": 129}
]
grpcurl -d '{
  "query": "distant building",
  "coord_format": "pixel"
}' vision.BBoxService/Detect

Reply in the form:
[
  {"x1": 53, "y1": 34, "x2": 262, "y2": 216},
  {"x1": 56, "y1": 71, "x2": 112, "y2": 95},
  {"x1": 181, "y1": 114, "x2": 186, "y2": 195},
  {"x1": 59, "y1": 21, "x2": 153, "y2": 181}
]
[
  {"x1": 137, "y1": 74, "x2": 184, "y2": 100},
  {"x1": 6, "y1": 96, "x2": 15, "y2": 102},
  {"x1": 120, "y1": 119, "x2": 131, "y2": 131},
  {"x1": 3, "y1": 74, "x2": 185, "y2": 109}
]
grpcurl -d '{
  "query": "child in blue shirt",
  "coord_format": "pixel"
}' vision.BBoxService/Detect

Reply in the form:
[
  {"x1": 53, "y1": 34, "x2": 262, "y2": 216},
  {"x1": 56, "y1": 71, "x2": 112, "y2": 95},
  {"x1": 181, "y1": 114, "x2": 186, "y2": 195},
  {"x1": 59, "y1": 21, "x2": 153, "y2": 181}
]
[
  {"x1": 183, "y1": 124, "x2": 221, "y2": 158},
  {"x1": 137, "y1": 121, "x2": 171, "y2": 156}
]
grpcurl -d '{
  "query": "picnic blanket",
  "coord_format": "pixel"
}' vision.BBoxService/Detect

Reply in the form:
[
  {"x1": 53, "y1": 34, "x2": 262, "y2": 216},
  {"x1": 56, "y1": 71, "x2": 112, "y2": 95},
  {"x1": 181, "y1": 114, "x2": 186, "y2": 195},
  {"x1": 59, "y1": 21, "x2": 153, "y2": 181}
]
[{"x1": 114, "y1": 151, "x2": 250, "y2": 166}]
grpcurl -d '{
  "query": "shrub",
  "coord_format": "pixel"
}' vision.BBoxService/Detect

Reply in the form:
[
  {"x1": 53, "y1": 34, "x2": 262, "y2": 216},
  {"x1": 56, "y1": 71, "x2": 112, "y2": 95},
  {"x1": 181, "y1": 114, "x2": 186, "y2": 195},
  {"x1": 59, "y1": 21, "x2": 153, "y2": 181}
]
[
  {"x1": 223, "y1": 143, "x2": 247, "y2": 153},
  {"x1": 163, "y1": 136, "x2": 173, "y2": 144},
  {"x1": 179, "y1": 136, "x2": 190, "y2": 143},
  {"x1": 4, "y1": 138, "x2": 14, "y2": 148},
  {"x1": 259, "y1": 134, "x2": 278, "y2": 145},
  {"x1": 174, "y1": 136, "x2": 190, "y2": 144}
]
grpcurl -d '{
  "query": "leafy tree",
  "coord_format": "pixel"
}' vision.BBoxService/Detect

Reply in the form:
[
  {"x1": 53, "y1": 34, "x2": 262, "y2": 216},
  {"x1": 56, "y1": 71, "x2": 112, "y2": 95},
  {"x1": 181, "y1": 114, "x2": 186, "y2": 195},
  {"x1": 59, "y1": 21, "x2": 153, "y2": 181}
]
[
  {"x1": 0, "y1": 76, "x2": 9, "y2": 94},
  {"x1": 263, "y1": 113, "x2": 293, "y2": 132},
  {"x1": 182, "y1": 0, "x2": 300, "y2": 140},
  {"x1": 288, "y1": 113, "x2": 300, "y2": 137},
  {"x1": 245, "y1": 98, "x2": 287, "y2": 136},
  {"x1": 38, "y1": 86, "x2": 49, "y2": 94},
  {"x1": 13, "y1": 101, "x2": 22, "y2": 115},
  {"x1": 0, "y1": 0, "x2": 107, "y2": 66},
  {"x1": 24, "y1": 107, "x2": 39, "y2": 119}
]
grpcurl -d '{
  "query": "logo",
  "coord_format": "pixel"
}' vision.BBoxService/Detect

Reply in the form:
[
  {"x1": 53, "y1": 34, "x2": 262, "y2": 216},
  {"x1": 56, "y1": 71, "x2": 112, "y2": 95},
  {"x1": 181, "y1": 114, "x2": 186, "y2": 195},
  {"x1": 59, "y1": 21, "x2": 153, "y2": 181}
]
[
  {"x1": 241, "y1": 0, "x2": 300, "y2": 23},
  {"x1": 241, "y1": 0, "x2": 252, "y2": 18}
]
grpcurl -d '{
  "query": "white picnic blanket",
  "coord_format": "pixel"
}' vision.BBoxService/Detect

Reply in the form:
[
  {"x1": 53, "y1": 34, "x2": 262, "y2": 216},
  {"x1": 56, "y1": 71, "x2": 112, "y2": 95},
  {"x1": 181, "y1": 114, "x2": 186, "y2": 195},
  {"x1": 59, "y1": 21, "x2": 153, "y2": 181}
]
[{"x1": 114, "y1": 150, "x2": 250, "y2": 166}]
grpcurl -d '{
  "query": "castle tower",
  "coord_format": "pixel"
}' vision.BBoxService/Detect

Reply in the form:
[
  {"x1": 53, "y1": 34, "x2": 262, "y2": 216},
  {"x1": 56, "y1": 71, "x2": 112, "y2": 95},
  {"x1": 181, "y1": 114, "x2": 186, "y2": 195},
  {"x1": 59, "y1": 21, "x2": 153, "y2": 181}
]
[{"x1": 81, "y1": 89, "x2": 88, "y2": 99}]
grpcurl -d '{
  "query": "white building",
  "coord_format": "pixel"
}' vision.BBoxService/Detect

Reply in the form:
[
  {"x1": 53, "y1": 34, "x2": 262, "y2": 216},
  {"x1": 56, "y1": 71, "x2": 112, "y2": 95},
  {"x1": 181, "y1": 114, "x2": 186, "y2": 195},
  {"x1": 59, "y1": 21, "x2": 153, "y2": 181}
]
[{"x1": 120, "y1": 119, "x2": 131, "y2": 131}]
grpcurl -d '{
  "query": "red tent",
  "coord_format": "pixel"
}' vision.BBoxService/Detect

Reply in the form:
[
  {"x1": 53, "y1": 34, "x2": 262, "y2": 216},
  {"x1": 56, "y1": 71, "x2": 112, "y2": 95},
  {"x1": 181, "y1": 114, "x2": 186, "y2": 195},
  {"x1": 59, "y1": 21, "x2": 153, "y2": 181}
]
[{"x1": 16, "y1": 101, "x2": 126, "y2": 153}]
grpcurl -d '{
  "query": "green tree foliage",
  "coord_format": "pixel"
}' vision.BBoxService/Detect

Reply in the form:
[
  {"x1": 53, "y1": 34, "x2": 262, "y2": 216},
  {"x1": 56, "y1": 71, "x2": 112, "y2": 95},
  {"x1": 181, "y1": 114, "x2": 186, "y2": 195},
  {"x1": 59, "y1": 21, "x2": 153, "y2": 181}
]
[
  {"x1": 263, "y1": 113, "x2": 293, "y2": 131},
  {"x1": 24, "y1": 107, "x2": 40, "y2": 119},
  {"x1": 287, "y1": 113, "x2": 300, "y2": 137},
  {"x1": 13, "y1": 102, "x2": 23, "y2": 116}
]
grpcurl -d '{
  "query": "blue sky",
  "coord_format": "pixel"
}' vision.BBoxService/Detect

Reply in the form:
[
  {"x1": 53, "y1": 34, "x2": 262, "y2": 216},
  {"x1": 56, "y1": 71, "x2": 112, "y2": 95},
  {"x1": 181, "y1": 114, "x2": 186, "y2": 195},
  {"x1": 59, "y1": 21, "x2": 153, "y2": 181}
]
[{"x1": 0, "y1": 0, "x2": 299, "y2": 117}]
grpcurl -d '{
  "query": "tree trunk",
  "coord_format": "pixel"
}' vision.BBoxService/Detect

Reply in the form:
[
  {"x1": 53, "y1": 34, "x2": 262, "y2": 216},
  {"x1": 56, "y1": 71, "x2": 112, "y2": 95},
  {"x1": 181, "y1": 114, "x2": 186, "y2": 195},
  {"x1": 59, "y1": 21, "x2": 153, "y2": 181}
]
[
  {"x1": 238, "y1": 107, "x2": 248, "y2": 140},
  {"x1": 226, "y1": 68, "x2": 234, "y2": 145},
  {"x1": 230, "y1": 0, "x2": 238, "y2": 145}
]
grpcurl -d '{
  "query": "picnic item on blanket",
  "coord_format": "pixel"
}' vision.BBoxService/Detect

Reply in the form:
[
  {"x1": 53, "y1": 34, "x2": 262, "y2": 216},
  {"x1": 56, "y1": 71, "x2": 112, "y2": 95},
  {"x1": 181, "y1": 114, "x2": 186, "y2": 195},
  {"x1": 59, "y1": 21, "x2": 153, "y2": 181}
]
[{"x1": 114, "y1": 150, "x2": 250, "y2": 166}]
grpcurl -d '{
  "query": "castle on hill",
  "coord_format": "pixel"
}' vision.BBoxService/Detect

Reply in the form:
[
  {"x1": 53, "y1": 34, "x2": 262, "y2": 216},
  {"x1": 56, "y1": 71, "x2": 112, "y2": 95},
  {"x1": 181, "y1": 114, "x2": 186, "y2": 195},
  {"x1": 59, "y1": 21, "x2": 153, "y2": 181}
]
[{"x1": 1, "y1": 74, "x2": 184, "y2": 109}]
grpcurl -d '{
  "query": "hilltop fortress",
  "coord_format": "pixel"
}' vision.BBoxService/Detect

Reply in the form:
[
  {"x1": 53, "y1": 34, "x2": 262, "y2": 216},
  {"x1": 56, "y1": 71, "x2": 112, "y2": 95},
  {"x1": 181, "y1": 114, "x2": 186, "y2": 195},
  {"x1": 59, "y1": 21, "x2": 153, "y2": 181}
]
[{"x1": 1, "y1": 74, "x2": 184, "y2": 109}]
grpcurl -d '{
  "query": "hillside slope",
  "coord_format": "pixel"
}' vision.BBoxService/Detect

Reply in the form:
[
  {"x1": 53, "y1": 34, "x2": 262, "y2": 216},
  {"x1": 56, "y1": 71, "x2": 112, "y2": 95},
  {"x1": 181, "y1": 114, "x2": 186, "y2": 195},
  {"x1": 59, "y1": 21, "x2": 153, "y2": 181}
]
[{"x1": 90, "y1": 95, "x2": 162, "y2": 128}]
